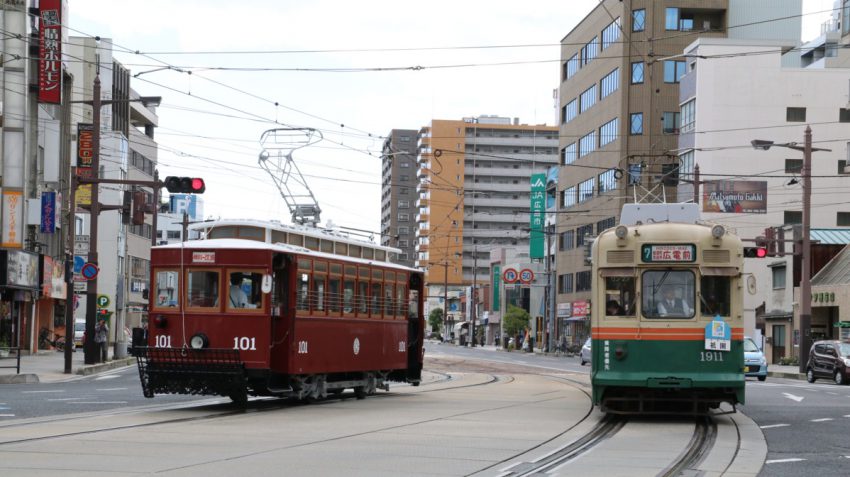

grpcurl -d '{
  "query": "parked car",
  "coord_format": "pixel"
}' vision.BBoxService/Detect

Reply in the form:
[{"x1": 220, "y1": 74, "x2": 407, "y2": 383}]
[
  {"x1": 806, "y1": 340, "x2": 850, "y2": 385},
  {"x1": 743, "y1": 336, "x2": 767, "y2": 381},
  {"x1": 580, "y1": 337, "x2": 592, "y2": 366},
  {"x1": 73, "y1": 320, "x2": 85, "y2": 349}
]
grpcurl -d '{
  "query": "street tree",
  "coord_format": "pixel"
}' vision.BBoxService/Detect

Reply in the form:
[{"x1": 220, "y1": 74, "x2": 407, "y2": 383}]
[
  {"x1": 428, "y1": 308, "x2": 444, "y2": 332},
  {"x1": 503, "y1": 305, "x2": 530, "y2": 347}
]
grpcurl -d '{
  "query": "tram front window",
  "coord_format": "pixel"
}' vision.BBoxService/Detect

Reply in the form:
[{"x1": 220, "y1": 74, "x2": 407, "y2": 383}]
[
  {"x1": 642, "y1": 270, "x2": 695, "y2": 319},
  {"x1": 604, "y1": 276, "x2": 635, "y2": 316},
  {"x1": 700, "y1": 276, "x2": 731, "y2": 317}
]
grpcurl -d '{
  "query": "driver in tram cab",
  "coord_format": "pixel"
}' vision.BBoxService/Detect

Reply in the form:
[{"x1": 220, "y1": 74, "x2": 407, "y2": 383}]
[
  {"x1": 229, "y1": 274, "x2": 249, "y2": 308},
  {"x1": 657, "y1": 285, "x2": 692, "y2": 317}
]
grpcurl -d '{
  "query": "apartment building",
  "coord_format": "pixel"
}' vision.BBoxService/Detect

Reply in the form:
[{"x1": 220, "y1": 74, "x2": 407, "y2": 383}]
[
  {"x1": 415, "y1": 116, "x2": 558, "y2": 331},
  {"x1": 380, "y1": 129, "x2": 418, "y2": 268},
  {"x1": 555, "y1": 0, "x2": 801, "y2": 342}
]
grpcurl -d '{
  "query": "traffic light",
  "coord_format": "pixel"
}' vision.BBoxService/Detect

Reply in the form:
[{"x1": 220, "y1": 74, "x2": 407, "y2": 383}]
[
  {"x1": 164, "y1": 176, "x2": 205, "y2": 194},
  {"x1": 743, "y1": 247, "x2": 768, "y2": 258}
]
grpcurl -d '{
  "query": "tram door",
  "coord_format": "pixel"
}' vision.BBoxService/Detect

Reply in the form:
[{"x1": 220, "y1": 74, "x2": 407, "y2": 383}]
[
  {"x1": 270, "y1": 254, "x2": 292, "y2": 371},
  {"x1": 406, "y1": 275, "x2": 423, "y2": 378}
]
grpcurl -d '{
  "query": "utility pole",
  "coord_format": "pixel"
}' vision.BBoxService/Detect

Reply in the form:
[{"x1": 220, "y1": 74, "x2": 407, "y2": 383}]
[
  {"x1": 470, "y1": 245, "x2": 476, "y2": 347},
  {"x1": 82, "y1": 72, "x2": 102, "y2": 365},
  {"x1": 751, "y1": 127, "x2": 829, "y2": 374}
]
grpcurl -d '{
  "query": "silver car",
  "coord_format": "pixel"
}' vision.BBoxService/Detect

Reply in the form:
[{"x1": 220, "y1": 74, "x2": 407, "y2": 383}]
[{"x1": 580, "y1": 337, "x2": 592, "y2": 366}]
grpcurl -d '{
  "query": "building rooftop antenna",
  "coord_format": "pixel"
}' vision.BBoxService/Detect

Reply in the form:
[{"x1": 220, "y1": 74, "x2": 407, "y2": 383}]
[{"x1": 258, "y1": 128, "x2": 323, "y2": 227}]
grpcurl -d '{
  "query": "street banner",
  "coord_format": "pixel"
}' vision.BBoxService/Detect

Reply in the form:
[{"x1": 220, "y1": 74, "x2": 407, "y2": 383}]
[
  {"x1": 40, "y1": 191, "x2": 56, "y2": 233},
  {"x1": 529, "y1": 174, "x2": 546, "y2": 259},
  {"x1": 38, "y1": 0, "x2": 62, "y2": 104}
]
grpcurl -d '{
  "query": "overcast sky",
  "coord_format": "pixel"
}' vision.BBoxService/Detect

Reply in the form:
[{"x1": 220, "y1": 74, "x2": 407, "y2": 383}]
[{"x1": 67, "y1": 0, "x2": 835, "y2": 237}]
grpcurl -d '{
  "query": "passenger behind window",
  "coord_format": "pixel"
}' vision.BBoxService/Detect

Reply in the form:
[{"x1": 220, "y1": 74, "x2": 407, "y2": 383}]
[{"x1": 229, "y1": 274, "x2": 249, "y2": 308}]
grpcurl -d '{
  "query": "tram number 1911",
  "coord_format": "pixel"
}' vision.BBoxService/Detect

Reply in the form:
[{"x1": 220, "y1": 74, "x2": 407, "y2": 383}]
[{"x1": 700, "y1": 351, "x2": 725, "y2": 362}]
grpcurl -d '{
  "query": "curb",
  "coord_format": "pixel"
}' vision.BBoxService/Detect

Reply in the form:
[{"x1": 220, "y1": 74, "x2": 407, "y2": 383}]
[
  {"x1": 767, "y1": 371, "x2": 803, "y2": 380},
  {"x1": 75, "y1": 357, "x2": 136, "y2": 376},
  {"x1": 0, "y1": 373, "x2": 39, "y2": 384}
]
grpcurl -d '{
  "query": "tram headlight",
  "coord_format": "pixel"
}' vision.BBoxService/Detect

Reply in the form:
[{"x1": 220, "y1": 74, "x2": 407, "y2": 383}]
[
  {"x1": 711, "y1": 224, "x2": 726, "y2": 239},
  {"x1": 189, "y1": 333, "x2": 209, "y2": 349},
  {"x1": 614, "y1": 225, "x2": 628, "y2": 239}
]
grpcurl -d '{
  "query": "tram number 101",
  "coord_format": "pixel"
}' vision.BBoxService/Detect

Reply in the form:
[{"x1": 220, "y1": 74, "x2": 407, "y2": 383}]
[{"x1": 233, "y1": 337, "x2": 256, "y2": 351}]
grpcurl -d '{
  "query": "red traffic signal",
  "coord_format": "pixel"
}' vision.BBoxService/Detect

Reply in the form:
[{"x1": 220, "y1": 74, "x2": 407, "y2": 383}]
[
  {"x1": 164, "y1": 176, "x2": 206, "y2": 194},
  {"x1": 743, "y1": 247, "x2": 768, "y2": 258}
]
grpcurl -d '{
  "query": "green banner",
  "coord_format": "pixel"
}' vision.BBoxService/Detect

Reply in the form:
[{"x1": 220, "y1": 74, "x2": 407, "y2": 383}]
[{"x1": 530, "y1": 174, "x2": 546, "y2": 259}]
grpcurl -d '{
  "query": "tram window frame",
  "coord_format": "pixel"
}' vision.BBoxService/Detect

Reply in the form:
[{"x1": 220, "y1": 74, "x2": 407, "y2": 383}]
[
  {"x1": 396, "y1": 273, "x2": 408, "y2": 318},
  {"x1": 603, "y1": 275, "x2": 636, "y2": 317},
  {"x1": 357, "y1": 267, "x2": 370, "y2": 316},
  {"x1": 186, "y1": 269, "x2": 221, "y2": 310},
  {"x1": 225, "y1": 269, "x2": 266, "y2": 313},
  {"x1": 312, "y1": 272, "x2": 327, "y2": 314},
  {"x1": 384, "y1": 281, "x2": 395, "y2": 317},
  {"x1": 327, "y1": 267, "x2": 342, "y2": 315},
  {"x1": 343, "y1": 265, "x2": 356, "y2": 315},
  {"x1": 699, "y1": 275, "x2": 731, "y2": 317},
  {"x1": 641, "y1": 270, "x2": 696, "y2": 319},
  {"x1": 371, "y1": 270, "x2": 383, "y2": 318},
  {"x1": 152, "y1": 269, "x2": 180, "y2": 310}
]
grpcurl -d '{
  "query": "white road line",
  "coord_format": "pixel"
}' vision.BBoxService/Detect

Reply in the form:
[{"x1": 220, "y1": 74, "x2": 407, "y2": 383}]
[
  {"x1": 96, "y1": 388, "x2": 128, "y2": 392},
  {"x1": 46, "y1": 398, "x2": 86, "y2": 401},
  {"x1": 21, "y1": 390, "x2": 64, "y2": 394},
  {"x1": 782, "y1": 392, "x2": 804, "y2": 402},
  {"x1": 765, "y1": 458, "x2": 806, "y2": 464},
  {"x1": 811, "y1": 418, "x2": 833, "y2": 422},
  {"x1": 845, "y1": 415, "x2": 850, "y2": 418},
  {"x1": 760, "y1": 424, "x2": 790, "y2": 429},
  {"x1": 93, "y1": 375, "x2": 121, "y2": 381},
  {"x1": 827, "y1": 392, "x2": 838, "y2": 395},
  {"x1": 70, "y1": 401, "x2": 128, "y2": 405},
  {"x1": 0, "y1": 414, "x2": 15, "y2": 417}
]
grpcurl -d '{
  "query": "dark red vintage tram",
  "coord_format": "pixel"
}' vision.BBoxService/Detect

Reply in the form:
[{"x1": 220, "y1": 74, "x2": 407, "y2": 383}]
[{"x1": 137, "y1": 237, "x2": 425, "y2": 403}]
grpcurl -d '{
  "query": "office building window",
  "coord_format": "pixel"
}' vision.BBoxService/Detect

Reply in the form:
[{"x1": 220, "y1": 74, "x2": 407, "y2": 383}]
[
  {"x1": 597, "y1": 217, "x2": 616, "y2": 234},
  {"x1": 839, "y1": 160, "x2": 850, "y2": 175},
  {"x1": 564, "y1": 98, "x2": 577, "y2": 123},
  {"x1": 631, "y1": 62, "x2": 644, "y2": 84},
  {"x1": 663, "y1": 112, "x2": 681, "y2": 133},
  {"x1": 579, "y1": 131, "x2": 597, "y2": 157},
  {"x1": 563, "y1": 186, "x2": 577, "y2": 208},
  {"x1": 579, "y1": 85, "x2": 597, "y2": 113},
  {"x1": 785, "y1": 159, "x2": 802, "y2": 173},
  {"x1": 628, "y1": 164, "x2": 642, "y2": 185},
  {"x1": 630, "y1": 113, "x2": 643, "y2": 135},
  {"x1": 558, "y1": 273, "x2": 574, "y2": 294},
  {"x1": 562, "y1": 143, "x2": 577, "y2": 165},
  {"x1": 679, "y1": 151, "x2": 694, "y2": 182},
  {"x1": 576, "y1": 271, "x2": 592, "y2": 292},
  {"x1": 599, "y1": 118, "x2": 618, "y2": 147},
  {"x1": 598, "y1": 169, "x2": 616, "y2": 193},
  {"x1": 663, "y1": 60, "x2": 686, "y2": 83},
  {"x1": 632, "y1": 9, "x2": 645, "y2": 32},
  {"x1": 840, "y1": 108, "x2": 850, "y2": 122},
  {"x1": 786, "y1": 107, "x2": 806, "y2": 122},
  {"x1": 772, "y1": 266, "x2": 786, "y2": 289},
  {"x1": 566, "y1": 53, "x2": 579, "y2": 79},
  {"x1": 601, "y1": 18, "x2": 621, "y2": 50},
  {"x1": 600, "y1": 68, "x2": 619, "y2": 99},
  {"x1": 680, "y1": 99, "x2": 696, "y2": 132},
  {"x1": 560, "y1": 230, "x2": 575, "y2": 251},
  {"x1": 581, "y1": 36, "x2": 598, "y2": 65},
  {"x1": 784, "y1": 211, "x2": 802, "y2": 225},
  {"x1": 578, "y1": 178, "x2": 594, "y2": 203},
  {"x1": 576, "y1": 224, "x2": 594, "y2": 246},
  {"x1": 838, "y1": 212, "x2": 850, "y2": 226}
]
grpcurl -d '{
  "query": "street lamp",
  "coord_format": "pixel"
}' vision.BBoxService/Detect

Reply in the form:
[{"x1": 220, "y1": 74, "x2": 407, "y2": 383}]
[{"x1": 751, "y1": 126, "x2": 830, "y2": 374}]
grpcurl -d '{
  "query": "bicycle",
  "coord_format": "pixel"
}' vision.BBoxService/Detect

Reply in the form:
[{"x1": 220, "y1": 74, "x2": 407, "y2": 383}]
[{"x1": 38, "y1": 327, "x2": 66, "y2": 352}]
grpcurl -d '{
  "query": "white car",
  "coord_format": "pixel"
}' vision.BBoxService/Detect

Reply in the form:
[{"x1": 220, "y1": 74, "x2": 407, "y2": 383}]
[{"x1": 580, "y1": 338, "x2": 592, "y2": 366}]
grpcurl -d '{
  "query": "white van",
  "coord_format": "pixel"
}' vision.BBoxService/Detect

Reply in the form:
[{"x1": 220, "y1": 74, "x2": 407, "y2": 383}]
[{"x1": 74, "y1": 320, "x2": 86, "y2": 348}]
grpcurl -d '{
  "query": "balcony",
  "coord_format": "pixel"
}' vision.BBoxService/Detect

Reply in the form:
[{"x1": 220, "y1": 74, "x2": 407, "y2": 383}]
[
  {"x1": 415, "y1": 212, "x2": 429, "y2": 223},
  {"x1": 415, "y1": 197, "x2": 429, "y2": 208}
]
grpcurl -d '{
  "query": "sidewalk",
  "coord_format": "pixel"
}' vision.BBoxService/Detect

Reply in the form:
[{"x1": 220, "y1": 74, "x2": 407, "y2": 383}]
[{"x1": 0, "y1": 347, "x2": 136, "y2": 384}]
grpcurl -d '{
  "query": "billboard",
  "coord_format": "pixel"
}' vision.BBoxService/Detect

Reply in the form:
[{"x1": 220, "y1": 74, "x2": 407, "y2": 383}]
[
  {"x1": 38, "y1": 0, "x2": 62, "y2": 104},
  {"x1": 702, "y1": 180, "x2": 767, "y2": 214},
  {"x1": 529, "y1": 174, "x2": 545, "y2": 259}
]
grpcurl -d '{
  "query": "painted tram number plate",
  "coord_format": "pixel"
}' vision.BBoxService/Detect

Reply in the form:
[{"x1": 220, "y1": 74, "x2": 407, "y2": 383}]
[{"x1": 641, "y1": 244, "x2": 696, "y2": 263}]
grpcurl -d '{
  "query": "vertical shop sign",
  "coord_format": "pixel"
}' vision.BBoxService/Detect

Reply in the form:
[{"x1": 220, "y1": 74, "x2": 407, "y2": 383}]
[
  {"x1": 529, "y1": 174, "x2": 545, "y2": 259},
  {"x1": 38, "y1": 0, "x2": 62, "y2": 104}
]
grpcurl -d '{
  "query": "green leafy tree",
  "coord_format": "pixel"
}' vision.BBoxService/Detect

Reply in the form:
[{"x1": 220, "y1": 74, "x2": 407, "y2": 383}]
[
  {"x1": 428, "y1": 308, "x2": 444, "y2": 332},
  {"x1": 503, "y1": 305, "x2": 530, "y2": 339}
]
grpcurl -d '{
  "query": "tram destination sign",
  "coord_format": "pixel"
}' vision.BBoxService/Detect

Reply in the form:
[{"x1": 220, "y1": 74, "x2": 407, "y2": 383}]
[{"x1": 641, "y1": 244, "x2": 696, "y2": 263}]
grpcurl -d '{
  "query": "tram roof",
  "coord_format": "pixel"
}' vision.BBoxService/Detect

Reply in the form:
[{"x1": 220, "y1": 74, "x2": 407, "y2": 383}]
[{"x1": 154, "y1": 239, "x2": 420, "y2": 273}]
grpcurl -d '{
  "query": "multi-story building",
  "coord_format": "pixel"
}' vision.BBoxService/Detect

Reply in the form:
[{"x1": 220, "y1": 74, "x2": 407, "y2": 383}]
[
  {"x1": 555, "y1": 0, "x2": 802, "y2": 343},
  {"x1": 156, "y1": 194, "x2": 205, "y2": 245},
  {"x1": 415, "y1": 115, "x2": 558, "y2": 336},
  {"x1": 380, "y1": 129, "x2": 418, "y2": 267},
  {"x1": 677, "y1": 28, "x2": 850, "y2": 361}
]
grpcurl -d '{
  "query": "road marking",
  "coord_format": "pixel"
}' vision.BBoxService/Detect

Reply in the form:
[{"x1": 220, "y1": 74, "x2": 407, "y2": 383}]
[
  {"x1": 765, "y1": 458, "x2": 806, "y2": 464},
  {"x1": 783, "y1": 392, "x2": 804, "y2": 402},
  {"x1": 93, "y1": 375, "x2": 121, "y2": 381},
  {"x1": 760, "y1": 424, "x2": 790, "y2": 429},
  {"x1": 0, "y1": 414, "x2": 14, "y2": 417},
  {"x1": 811, "y1": 418, "x2": 833, "y2": 422},
  {"x1": 844, "y1": 415, "x2": 850, "y2": 418},
  {"x1": 827, "y1": 392, "x2": 838, "y2": 395},
  {"x1": 21, "y1": 390, "x2": 64, "y2": 394},
  {"x1": 70, "y1": 401, "x2": 128, "y2": 405},
  {"x1": 96, "y1": 388, "x2": 128, "y2": 392},
  {"x1": 46, "y1": 398, "x2": 86, "y2": 401}
]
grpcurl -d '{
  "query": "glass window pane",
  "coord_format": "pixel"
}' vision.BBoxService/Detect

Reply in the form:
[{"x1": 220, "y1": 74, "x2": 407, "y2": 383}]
[
  {"x1": 642, "y1": 270, "x2": 695, "y2": 319},
  {"x1": 187, "y1": 271, "x2": 219, "y2": 308},
  {"x1": 154, "y1": 270, "x2": 179, "y2": 308},
  {"x1": 227, "y1": 271, "x2": 263, "y2": 310},
  {"x1": 630, "y1": 113, "x2": 643, "y2": 135},
  {"x1": 344, "y1": 279, "x2": 355, "y2": 313},
  {"x1": 631, "y1": 62, "x2": 644, "y2": 84},
  {"x1": 700, "y1": 276, "x2": 730, "y2": 316},
  {"x1": 665, "y1": 8, "x2": 679, "y2": 30},
  {"x1": 605, "y1": 276, "x2": 635, "y2": 316},
  {"x1": 632, "y1": 9, "x2": 645, "y2": 32}
]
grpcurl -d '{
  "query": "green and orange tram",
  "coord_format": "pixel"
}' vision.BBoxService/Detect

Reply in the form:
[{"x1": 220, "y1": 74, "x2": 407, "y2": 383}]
[{"x1": 590, "y1": 210, "x2": 745, "y2": 414}]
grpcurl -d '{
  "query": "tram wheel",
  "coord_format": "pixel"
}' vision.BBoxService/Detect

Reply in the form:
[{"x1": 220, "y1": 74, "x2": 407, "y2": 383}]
[
  {"x1": 354, "y1": 386, "x2": 367, "y2": 400},
  {"x1": 229, "y1": 389, "x2": 248, "y2": 407}
]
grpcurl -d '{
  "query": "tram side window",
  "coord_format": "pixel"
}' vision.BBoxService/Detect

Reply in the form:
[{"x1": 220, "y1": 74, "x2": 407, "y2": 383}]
[
  {"x1": 297, "y1": 273, "x2": 310, "y2": 311},
  {"x1": 371, "y1": 283, "x2": 382, "y2": 316},
  {"x1": 187, "y1": 271, "x2": 220, "y2": 308},
  {"x1": 227, "y1": 272, "x2": 262, "y2": 310},
  {"x1": 357, "y1": 280, "x2": 369, "y2": 314},
  {"x1": 328, "y1": 276, "x2": 341, "y2": 313},
  {"x1": 642, "y1": 270, "x2": 695, "y2": 319},
  {"x1": 153, "y1": 270, "x2": 179, "y2": 308},
  {"x1": 604, "y1": 276, "x2": 635, "y2": 316},
  {"x1": 700, "y1": 276, "x2": 731, "y2": 317},
  {"x1": 343, "y1": 278, "x2": 355, "y2": 313}
]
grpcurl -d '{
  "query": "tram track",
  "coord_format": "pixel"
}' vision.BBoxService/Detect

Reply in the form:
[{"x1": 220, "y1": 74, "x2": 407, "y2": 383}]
[{"x1": 659, "y1": 416, "x2": 718, "y2": 477}]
